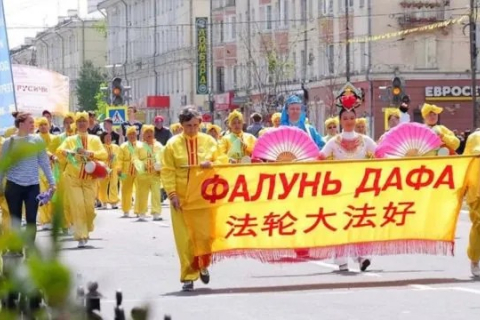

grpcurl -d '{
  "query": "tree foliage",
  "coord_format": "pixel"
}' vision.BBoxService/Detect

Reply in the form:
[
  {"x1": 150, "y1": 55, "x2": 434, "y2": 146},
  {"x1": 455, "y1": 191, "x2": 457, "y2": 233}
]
[
  {"x1": 76, "y1": 61, "x2": 105, "y2": 112},
  {"x1": 94, "y1": 82, "x2": 109, "y2": 116}
]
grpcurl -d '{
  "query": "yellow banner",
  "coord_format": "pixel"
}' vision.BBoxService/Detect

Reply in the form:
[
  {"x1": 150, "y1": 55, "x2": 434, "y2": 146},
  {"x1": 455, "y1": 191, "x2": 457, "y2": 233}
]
[{"x1": 183, "y1": 157, "x2": 476, "y2": 263}]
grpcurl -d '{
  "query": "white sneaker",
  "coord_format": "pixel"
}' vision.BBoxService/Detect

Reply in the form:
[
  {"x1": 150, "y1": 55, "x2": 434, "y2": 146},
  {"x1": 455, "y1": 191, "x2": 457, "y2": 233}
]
[
  {"x1": 42, "y1": 223, "x2": 53, "y2": 230},
  {"x1": 339, "y1": 263, "x2": 349, "y2": 272},
  {"x1": 78, "y1": 240, "x2": 86, "y2": 248},
  {"x1": 471, "y1": 262, "x2": 480, "y2": 277},
  {"x1": 152, "y1": 214, "x2": 162, "y2": 221},
  {"x1": 137, "y1": 217, "x2": 147, "y2": 222},
  {"x1": 122, "y1": 212, "x2": 129, "y2": 218}
]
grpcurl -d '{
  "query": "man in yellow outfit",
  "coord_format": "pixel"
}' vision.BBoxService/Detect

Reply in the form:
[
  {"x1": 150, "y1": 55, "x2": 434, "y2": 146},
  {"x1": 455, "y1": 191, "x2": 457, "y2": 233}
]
[
  {"x1": 118, "y1": 126, "x2": 141, "y2": 218},
  {"x1": 134, "y1": 125, "x2": 164, "y2": 221},
  {"x1": 98, "y1": 130, "x2": 120, "y2": 210},
  {"x1": 37, "y1": 117, "x2": 56, "y2": 230},
  {"x1": 421, "y1": 103, "x2": 460, "y2": 154},
  {"x1": 49, "y1": 113, "x2": 76, "y2": 233},
  {"x1": 161, "y1": 108, "x2": 227, "y2": 291},
  {"x1": 463, "y1": 130, "x2": 480, "y2": 277},
  {"x1": 57, "y1": 112, "x2": 107, "y2": 248},
  {"x1": 218, "y1": 110, "x2": 257, "y2": 163}
]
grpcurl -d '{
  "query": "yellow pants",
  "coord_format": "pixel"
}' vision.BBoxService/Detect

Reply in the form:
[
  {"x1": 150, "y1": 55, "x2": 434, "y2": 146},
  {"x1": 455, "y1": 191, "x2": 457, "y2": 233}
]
[
  {"x1": 98, "y1": 171, "x2": 119, "y2": 205},
  {"x1": 58, "y1": 172, "x2": 72, "y2": 229},
  {"x1": 171, "y1": 205, "x2": 200, "y2": 282},
  {"x1": 135, "y1": 174, "x2": 161, "y2": 216},
  {"x1": 65, "y1": 175, "x2": 96, "y2": 241},
  {"x1": 121, "y1": 175, "x2": 137, "y2": 214},
  {"x1": 468, "y1": 199, "x2": 480, "y2": 262},
  {"x1": 38, "y1": 175, "x2": 53, "y2": 225}
]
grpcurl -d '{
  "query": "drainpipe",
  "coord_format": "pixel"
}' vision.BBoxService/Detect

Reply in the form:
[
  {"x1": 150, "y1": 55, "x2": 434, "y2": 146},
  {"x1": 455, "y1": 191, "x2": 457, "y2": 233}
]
[
  {"x1": 39, "y1": 38, "x2": 50, "y2": 69},
  {"x1": 54, "y1": 31, "x2": 65, "y2": 74}
]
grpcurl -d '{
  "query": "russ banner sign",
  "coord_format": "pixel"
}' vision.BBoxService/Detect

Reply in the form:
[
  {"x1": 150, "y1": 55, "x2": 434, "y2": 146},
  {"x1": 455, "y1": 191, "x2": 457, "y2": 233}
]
[
  {"x1": 196, "y1": 17, "x2": 208, "y2": 95},
  {"x1": 183, "y1": 157, "x2": 476, "y2": 263},
  {"x1": 0, "y1": 0, "x2": 16, "y2": 129}
]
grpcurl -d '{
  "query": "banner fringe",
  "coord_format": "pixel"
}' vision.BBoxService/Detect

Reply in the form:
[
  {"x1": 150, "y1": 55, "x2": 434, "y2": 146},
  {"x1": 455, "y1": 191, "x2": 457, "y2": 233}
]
[{"x1": 210, "y1": 240, "x2": 454, "y2": 264}]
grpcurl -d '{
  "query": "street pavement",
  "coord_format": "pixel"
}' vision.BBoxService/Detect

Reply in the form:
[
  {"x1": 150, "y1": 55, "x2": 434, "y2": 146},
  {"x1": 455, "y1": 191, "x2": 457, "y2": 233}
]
[{"x1": 36, "y1": 204, "x2": 480, "y2": 320}]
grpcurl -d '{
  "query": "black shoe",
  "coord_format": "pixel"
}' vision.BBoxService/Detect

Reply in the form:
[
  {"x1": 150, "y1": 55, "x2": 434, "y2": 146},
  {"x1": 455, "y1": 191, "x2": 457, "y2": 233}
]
[
  {"x1": 112, "y1": 205, "x2": 118, "y2": 210},
  {"x1": 200, "y1": 269, "x2": 210, "y2": 285},
  {"x1": 360, "y1": 259, "x2": 371, "y2": 272},
  {"x1": 182, "y1": 281, "x2": 194, "y2": 292}
]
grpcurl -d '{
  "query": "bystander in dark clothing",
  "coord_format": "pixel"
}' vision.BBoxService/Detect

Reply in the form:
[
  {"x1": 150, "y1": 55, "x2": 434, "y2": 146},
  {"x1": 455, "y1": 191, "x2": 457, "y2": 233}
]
[
  {"x1": 246, "y1": 113, "x2": 264, "y2": 137},
  {"x1": 153, "y1": 116, "x2": 172, "y2": 145}
]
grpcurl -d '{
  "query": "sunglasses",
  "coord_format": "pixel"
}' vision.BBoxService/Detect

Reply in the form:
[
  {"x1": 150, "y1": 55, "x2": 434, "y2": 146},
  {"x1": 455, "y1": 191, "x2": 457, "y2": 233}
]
[{"x1": 327, "y1": 126, "x2": 337, "y2": 129}]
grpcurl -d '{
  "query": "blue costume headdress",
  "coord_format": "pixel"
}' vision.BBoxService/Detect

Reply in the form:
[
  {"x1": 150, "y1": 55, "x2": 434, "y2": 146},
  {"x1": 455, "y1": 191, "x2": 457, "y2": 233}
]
[
  {"x1": 280, "y1": 95, "x2": 308, "y2": 132},
  {"x1": 280, "y1": 94, "x2": 325, "y2": 148}
]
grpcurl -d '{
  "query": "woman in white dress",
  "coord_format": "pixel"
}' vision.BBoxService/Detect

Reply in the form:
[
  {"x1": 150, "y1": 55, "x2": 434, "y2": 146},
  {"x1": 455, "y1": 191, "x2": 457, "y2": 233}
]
[{"x1": 318, "y1": 105, "x2": 377, "y2": 272}]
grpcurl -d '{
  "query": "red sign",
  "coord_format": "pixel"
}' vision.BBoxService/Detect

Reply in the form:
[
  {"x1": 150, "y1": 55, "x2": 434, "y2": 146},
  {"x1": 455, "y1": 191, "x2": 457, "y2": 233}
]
[
  {"x1": 214, "y1": 91, "x2": 238, "y2": 111},
  {"x1": 146, "y1": 96, "x2": 170, "y2": 108},
  {"x1": 202, "y1": 113, "x2": 213, "y2": 122}
]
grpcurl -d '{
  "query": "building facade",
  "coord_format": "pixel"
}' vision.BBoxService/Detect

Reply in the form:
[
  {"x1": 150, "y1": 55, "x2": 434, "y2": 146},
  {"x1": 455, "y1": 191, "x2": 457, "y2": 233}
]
[
  {"x1": 10, "y1": 38, "x2": 37, "y2": 66},
  {"x1": 33, "y1": 10, "x2": 107, "y2": 111},
  {"x1": 210, "y1": 0, "x2": 475, "y2": 137},
  {"x1": 98, "y1": 0, "x2": 210, "y2": 123}
]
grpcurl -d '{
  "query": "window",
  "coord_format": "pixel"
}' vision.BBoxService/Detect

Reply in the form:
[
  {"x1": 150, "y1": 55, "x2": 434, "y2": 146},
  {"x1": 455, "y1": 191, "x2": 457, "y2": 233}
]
[
  {"x1": 327, "y1": 44, "x2": 335, "y2": 74},
  {"x1": 359, "y1": 0, "x2": 365, "y2": 8},
  {"x1": 216, "y1": 66, "x2": 225, "y2": 92},
  {"x1": 283, "y1": 0, "x2": 289, "y2": 26},
  {"x1": 414, "y1": 36, "x2": 437, "y2": 69},
  {"x1": 300, "y1": 0, "x2": 307, "y2": 21},
  {"x1": 360, "y1": 42, "x2": 366, "y2": 71},
  {"x1": 292, "y1": 0, "x2": 296, "y2": 27},
  {"x1": 309, "y1": 0, "x2": 314, "y2": 19},
  {"x1": 266, "y1": 5, "x2": 272, "y2": 30},
  {"x1": 231, "y1": 16, "x2": 236, "y2": 40}
]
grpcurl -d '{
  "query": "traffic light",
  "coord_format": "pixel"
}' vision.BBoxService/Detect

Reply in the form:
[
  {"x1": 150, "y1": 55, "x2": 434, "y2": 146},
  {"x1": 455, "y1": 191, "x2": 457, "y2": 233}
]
[
  {"x1": 391, "y1": 77, "x2": 403, "y2": 105},
  {"x1": 111, "y1": 77, "x2": 124, "y2": 106}
]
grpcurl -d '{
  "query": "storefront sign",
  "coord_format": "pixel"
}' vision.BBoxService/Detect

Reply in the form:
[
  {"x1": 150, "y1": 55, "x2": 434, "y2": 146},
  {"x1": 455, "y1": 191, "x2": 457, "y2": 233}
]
[
  {"x1": 425, "y1": 86, "x2": 480, "y2": 101},
  {"x1": 196, "y1": 17, "x2": 209, "y2": 95}
]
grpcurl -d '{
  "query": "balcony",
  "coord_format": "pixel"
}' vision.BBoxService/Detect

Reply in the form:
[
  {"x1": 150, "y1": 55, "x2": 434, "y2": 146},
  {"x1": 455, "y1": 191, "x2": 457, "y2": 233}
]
[{"x1": 397, "y1": 1, "x2": 447, "y2": 28}]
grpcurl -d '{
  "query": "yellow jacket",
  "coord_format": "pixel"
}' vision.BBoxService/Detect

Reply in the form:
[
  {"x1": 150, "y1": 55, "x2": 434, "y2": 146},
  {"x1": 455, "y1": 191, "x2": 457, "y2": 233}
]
[
  {"x1": 4, "y1": 126, "x2": 17, "y2": 138},
  {"x1": 104, "y1": 143, "x2": 120, "y2": 170},
  {"x1": 56, "y1": 133, "x2": 108, "y2": 180},
  {"x1": 161, "y1": 133, "x2": 227, "y2": 200},
  {"x1": 135, "y1": 140, "x2": 164, "y2": 175},
  {"x1": 218, "y1": 132, "x2": 256, "y2": 161},
  {"x1": 431, "y1": 125, "x2": 460, "y2": 152},
  {"x1": 118, "y1": 141, "x2": 142, "y2": 176},
  {"x1": 49, "y1": 132, "x2": 75, "y2": 171},
  {"x1": 464, "y1": 132, "x2": 480, "y2": 205}
]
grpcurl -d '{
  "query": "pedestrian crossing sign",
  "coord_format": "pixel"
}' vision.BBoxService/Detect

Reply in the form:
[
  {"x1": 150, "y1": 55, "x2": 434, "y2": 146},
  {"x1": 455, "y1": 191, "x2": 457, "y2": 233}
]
[{"x1": 106, "y1": 107, "x2": 127, "y2": 127}]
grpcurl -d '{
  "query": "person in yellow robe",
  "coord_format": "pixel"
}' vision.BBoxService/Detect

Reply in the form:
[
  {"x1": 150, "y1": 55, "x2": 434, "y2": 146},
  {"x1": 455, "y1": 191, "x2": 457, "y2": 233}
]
[
  {"x1": 206, "y1": 124, "x2": 222, "y2": 141},
  {"x1": 258, "y1": 112, "x2": 281, "y2": 137},
  {"x1": 49, "y1": 113, "x2": 76, "y2": 233},
  {"x1": 134, "y1": 125, "x2": 164, "y2": 221},
  {"x1": 56, "y1": 112, "x2": 108, "y2": 248},
  {"x1": 170, "y1": 123, "x2": 183, "y2": 135},
  {"x1": 378, "y1": 109, "x2": 401, "y2": 143},
  {"x1": 218, "y1": 110, "x2": 257, "y2": 163},
  {"x1": 421, "y1": 103, "x2": 460, "y2": 154},
  {"x1": 37, "y1": 117, "x2": 56, "y2": 230},
  {"x1": 161, "y1": 108, "x2": 227, "y2": 292},
  {"x1": 355, "y1": 117, "x2": 368, "y2": 135},
  {"x1": 118, "y1": 126, "x2": 141, "y2": 218},
  {"x1": 323, "y1": 116, "x2": 339, "y2": 142},
  {"x1": 463, "y1": 131, "x2": 480, "y2": 277},
  {"x1": 98, "y1": 132, "x2": 120, "y2": 210}
]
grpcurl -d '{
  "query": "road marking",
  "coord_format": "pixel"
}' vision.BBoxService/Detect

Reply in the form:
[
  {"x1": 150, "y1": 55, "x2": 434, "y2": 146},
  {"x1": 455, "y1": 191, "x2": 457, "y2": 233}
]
[
  {"x1": 408, "y1": 284, "x2": 435, "y2": 290},
  {"x1": 309, "y1": 261, "x2": 381, "y2": 277},
  {"x1": 449, "y1": 287, "x2": 480, "y2": 295}
]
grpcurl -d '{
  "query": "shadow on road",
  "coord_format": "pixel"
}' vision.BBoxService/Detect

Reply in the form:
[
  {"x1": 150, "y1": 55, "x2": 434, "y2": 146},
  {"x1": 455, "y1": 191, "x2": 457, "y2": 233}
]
[
  {"x1": 162, "y1": 277, "x2": 479, "y2": 297},
  {"x1": 60, "y1": 246, "x2": 104, "y2": 251},
  {"x1": 251, "y1": 269, "x2": 445, "y2": 279}
]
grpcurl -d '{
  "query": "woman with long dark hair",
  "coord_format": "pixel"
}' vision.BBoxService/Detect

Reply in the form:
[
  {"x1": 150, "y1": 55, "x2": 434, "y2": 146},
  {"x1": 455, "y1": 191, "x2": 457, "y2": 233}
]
[{"x1": 0, "y1": 112, "x2": 56, "y2": 247}]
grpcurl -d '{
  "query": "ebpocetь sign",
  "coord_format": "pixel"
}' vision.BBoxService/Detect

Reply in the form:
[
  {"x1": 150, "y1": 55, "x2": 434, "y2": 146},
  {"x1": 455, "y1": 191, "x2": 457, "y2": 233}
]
[{"x1": 425, "y1": 86, "x2": 480, "y2": 100}]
